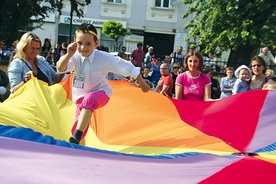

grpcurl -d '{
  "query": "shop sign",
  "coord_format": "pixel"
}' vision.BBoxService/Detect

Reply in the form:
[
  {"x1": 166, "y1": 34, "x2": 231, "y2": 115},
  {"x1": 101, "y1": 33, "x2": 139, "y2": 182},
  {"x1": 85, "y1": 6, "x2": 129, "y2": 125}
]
[{"x1": 60, "y1": 15, "x2": 126, "y2": 27}]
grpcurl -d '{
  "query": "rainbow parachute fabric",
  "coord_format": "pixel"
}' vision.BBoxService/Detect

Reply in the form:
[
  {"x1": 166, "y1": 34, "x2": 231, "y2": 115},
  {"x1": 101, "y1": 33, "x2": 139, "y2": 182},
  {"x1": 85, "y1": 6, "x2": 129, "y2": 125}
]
[{"x1": 0, "y1": 74, "x2": 276, "y2": 183}]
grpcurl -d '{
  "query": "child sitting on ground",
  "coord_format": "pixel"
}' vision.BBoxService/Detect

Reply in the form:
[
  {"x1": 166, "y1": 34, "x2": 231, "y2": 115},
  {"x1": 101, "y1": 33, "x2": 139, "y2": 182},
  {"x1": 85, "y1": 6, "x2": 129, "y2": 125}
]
[{"x1": 232, "y1": 65, "x2": 252, "y2": 94}]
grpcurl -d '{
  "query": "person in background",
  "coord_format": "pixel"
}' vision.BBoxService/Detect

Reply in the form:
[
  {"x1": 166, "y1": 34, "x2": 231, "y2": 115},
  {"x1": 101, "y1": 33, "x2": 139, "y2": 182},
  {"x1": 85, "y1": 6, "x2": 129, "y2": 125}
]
[
  {"x1": 40, "y1": 38, "x2": 52, "y2": 65},
  {"x1": 163, "y1": 55, "x2": 172, "y2": 71},
  {"x1": 8, "y1": 32, "x2": 63, "y2": 94},
  {"x1": 262, "y1": 76, "x2": 276, "y2": 90},
  {"x1": 265, "y1": 69, "x2": 274, "y2": 78},
  {"x1": 203, "y1": 51, "x2": 216, "y2": 71},
  {"x1": 61, "y1": 42, "x2": 68, "y2": 50},
  {"x1": 187, "y1": 48, "x2": 194, "y2": 53},
  {"x1": 220, "y1": 66, "x2": 236, "y2": 98},
  {"x1": 170, "y1": 63, "x2": 180, "y2": 98},
  {"x1": 118, "y1": 46, "x2": 128, "y2": 60},
  {"x1": 204, "y1": 67, "x2": 221, "y2": 99},
  {"x1": 144, "y1": 46, "x2": 153, "y2": 66},
  {"x1": 0, "y1": 40, "x2": 8, "y2": 61},
  {"x1": 148, "y1": 55, "x2": 162, "y2": 89},
  {"x1": 154, "y1": 63, "x2": 173, "y2": 97},
  {"x1": 130, "y1": 42, "x2": 145, "y2": 68},
  {"x1": 52, "y1": 43, "x2": 61, "y2": 66},
  {"x1": 248, "y1": 56, "x2": 271, "y2": 90},
  {"x1": 132, "y1": 66, "x2": 153, "y2": 88},
  {"x1": 0, "y1": 69, "x2": 9, "y2": 102},
  {"x1": 57, "y1": 23, "x2": 150, "y2": 145},
  {"x1": 141, "y1": 66, "x2": 153, "y2": 88},
  {"x1": 60, "y1": 48, "x2": 67, "y2": 57},
  {"x1": 170, "y1": 46, "x2": 184, "y2": 67},
  {"x1": 175, "y1": 51, "x2": 212, "y2": 101},
  {"x1": 59, "y1": 42, "x2": 68, "y2": 57},
  {"x1": 178, "y1": 66, "x2": 186, "y2": 74},
  {"x1": 9, "y1": 40, "x2": 18, "y2": 63},
  {"x1": 258, "y1": 47, "x2": 275, "y2": 69},
  {"x1": 232, "y1": 65, "x2": 251, "y2": 94},
  {"x1": 96, "y1": 45, "x2": 109, "y2": 52}
]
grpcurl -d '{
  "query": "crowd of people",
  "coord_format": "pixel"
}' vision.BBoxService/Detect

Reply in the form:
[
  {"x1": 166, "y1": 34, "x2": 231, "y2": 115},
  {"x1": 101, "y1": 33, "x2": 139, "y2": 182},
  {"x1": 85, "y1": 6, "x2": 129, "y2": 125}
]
[
  {"x1": 0, "y1": 23, "x2": 276, "y2": 144},
  {"x1": 40, "y1": 38, "x2": 68, "y2": 66},
  {"x1": 1, "y1": 32, "x2": 276, "y2": 102},
  {"x1": 127, "y1": 45, "x2": 276, "y2": 100}
]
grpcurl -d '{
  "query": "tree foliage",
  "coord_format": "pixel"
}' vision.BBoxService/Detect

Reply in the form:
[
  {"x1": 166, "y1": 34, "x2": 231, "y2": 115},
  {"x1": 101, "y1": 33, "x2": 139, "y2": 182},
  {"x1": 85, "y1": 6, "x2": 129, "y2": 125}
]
[
  {"x1": 0, "y1": 0, "x2": 91, "y2": 47},
  {"x1": 102, "y1": 20, "x2": 131, "y2": 51},
  {"x1": 182, "y1": 0, "x2": 276, "y2": 66}
]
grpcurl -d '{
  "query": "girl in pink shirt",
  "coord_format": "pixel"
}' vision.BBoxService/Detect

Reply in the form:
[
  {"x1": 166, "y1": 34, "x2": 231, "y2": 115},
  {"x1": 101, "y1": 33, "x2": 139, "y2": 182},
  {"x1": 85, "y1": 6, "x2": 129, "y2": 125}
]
[{"x1": 175, "y1": 51, "x2": 212, "y2": 101}]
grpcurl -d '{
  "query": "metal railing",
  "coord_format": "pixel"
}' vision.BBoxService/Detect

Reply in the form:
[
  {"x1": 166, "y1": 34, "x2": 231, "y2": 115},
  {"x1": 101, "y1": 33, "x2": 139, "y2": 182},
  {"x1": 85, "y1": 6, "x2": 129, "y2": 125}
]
[{"x1": 204, "y1": 60, "x2": 227, "y2": 76}]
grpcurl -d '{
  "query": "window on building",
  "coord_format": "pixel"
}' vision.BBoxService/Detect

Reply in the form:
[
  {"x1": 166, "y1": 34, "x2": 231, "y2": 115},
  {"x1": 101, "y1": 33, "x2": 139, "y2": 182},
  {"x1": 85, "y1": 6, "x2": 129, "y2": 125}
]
[
  {"x1": 155, "y1": 0, "x2": 170, "y2": 8},
  {"x1": 107, "y1": 0, "x2": 122, "y2": 3}
]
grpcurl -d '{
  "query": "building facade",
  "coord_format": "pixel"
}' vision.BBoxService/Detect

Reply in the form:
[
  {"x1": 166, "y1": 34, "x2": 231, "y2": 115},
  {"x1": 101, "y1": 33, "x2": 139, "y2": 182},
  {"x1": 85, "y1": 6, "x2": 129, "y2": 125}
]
[{"x1": 34, "y1": 0, "x2": 196, "y2": 57}]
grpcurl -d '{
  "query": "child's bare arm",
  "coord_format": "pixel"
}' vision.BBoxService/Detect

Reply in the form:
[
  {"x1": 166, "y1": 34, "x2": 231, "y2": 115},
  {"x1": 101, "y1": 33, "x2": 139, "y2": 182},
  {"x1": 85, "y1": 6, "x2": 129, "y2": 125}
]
[{"x1": 136, "y1": 75, "x2": 150, "y2": 92}]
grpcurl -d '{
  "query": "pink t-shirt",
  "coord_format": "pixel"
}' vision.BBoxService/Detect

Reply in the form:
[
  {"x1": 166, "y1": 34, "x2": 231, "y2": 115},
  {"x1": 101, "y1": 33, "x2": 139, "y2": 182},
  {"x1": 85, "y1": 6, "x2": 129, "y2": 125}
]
[{"x1": 175, "y1": 71, "x2": 211, "y2": 101}]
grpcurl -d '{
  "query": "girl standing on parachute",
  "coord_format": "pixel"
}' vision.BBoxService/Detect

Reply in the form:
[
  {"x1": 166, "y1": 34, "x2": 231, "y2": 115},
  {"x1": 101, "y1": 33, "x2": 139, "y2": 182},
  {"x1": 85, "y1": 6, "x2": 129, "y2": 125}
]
[{"x1": 57, "y1": 23, "x2": 150, "y2": 144}]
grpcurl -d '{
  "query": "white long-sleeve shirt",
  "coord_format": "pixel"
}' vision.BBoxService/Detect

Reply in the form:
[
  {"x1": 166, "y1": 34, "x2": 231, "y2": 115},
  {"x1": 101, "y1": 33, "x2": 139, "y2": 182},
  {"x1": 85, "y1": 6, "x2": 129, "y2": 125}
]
[{"x1": 60, "y1": 49, "x2": 140, "y2": 102}]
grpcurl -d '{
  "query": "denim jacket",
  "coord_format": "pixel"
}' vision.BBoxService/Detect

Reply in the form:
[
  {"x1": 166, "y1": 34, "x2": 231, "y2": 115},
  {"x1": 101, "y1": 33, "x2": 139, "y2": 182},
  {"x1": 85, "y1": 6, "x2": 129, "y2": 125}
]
[{"x1": 8, "y1": 56, "x2": 57, "y2": 92}]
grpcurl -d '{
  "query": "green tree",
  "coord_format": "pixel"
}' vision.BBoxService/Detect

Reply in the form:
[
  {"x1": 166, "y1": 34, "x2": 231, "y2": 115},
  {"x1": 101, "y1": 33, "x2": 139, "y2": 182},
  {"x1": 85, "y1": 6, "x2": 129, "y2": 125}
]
[
  {"x1": 0, "y1": 0, "x2": 91, "y2": 47},
  {"x1": 102, "y1": 20, "x2": 131, "y2": 51},
  {"x1": 182, "y1": 0, "x2": 276, "y2": 67}
]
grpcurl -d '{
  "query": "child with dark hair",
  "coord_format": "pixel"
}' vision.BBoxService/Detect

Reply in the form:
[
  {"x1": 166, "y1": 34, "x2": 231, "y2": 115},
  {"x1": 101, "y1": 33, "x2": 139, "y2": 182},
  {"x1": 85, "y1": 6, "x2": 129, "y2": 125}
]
[
  {"x1": 204, "y1": 67, "x2": 221, "y2": 99},
  {"x1": 220, "y1": 66, "x2": 236, "y2": 98},
  {"x1": 141, "y1": 66, "x2": 153, "y2": 88},
  {"x1": 57, "y1": 23, "x2": 150, "y2": 144}
]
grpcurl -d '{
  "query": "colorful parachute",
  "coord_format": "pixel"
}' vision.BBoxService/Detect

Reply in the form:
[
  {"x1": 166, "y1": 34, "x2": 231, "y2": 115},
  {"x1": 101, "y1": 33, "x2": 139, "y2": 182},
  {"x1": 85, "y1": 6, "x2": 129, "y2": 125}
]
[{"x1": 0, "y1": 74, "x2": 275, "y2": 183}]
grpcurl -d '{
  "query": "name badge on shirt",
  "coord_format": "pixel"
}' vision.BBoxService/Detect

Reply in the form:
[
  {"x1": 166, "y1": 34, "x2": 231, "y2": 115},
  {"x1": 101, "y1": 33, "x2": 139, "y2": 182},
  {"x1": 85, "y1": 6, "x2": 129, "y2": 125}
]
[{"x1": 73, "y1": 74, "x2": 85, "y2": 89}]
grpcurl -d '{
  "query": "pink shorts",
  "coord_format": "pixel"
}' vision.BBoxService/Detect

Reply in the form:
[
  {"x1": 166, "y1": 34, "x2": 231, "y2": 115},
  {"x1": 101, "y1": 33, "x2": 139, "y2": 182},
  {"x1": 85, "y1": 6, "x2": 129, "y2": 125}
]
[{"x1": 71, "y1": 91, "x2": 110, "y2": 138}]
